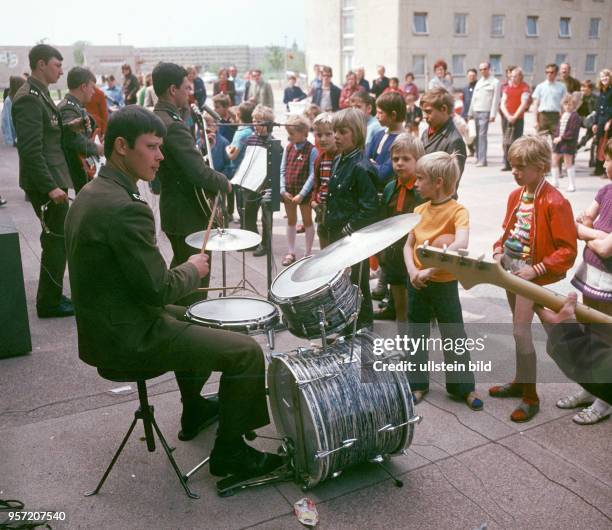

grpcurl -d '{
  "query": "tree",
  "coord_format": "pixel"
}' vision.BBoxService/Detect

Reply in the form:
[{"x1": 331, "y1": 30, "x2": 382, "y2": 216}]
[
  {"x1": 73, "y1": 41, "x2": 90, "y2": 66},
  {"x1": 265, "y1": 46, "x2": 284, "y2": 75}
]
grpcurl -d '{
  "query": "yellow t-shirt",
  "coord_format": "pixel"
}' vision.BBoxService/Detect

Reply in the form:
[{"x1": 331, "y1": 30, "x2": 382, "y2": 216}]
[{"x1": 412, "y1": 199, "x2": 469, "y2": 282}]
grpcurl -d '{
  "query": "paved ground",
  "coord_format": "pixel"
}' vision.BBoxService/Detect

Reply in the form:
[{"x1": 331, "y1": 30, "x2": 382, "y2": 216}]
[{"x1": 0, "y1": 107, "x2": 611, "y2": 530}]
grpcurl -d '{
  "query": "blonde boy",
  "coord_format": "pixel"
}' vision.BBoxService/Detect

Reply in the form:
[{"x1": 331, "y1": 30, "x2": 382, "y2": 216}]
[{"x1": 403, "y1": 151, "x2": 482, "y2": 410}]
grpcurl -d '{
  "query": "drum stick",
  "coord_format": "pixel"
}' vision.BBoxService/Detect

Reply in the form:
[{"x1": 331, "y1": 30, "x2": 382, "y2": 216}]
[{"x1": 200, "y1": 193, "x2": 221, "y2": 254}]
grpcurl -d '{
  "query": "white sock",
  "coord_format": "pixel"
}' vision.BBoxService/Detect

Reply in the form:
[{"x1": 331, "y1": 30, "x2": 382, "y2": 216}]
[
  {"x1": 304, "y1": 225, "x2": 315, "y2": 256},
  {"x1": 287, "y1": 224, "x2": 296, "y2": 254},
  {"x1": 567, "y1": 166, "x2": 576, "y2": 191},
  {"x1": 551, "y1": 167, "x2": 560, "y2": 187},
  {"x1": 592, "y1": 398, "x2": 612, "y2": 415}
]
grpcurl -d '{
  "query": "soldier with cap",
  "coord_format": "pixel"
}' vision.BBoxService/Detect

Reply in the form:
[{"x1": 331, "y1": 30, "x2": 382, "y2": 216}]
[
  {"x1": 152, "y1": 62, "x2": 231, "y2": 305},
  {"x1": 58, "y1": 67, "x2": 105, "y2": 193},
  {"x1": 12, "y1": 44, "x2": 74, "y2": 318}
]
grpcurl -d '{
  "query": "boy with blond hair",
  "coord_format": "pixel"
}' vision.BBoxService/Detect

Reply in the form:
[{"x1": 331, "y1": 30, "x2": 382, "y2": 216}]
[
  {"x1": 403, "y1": 151, "x2": 482, "y2": 410},
  {"x1": 490, "y1": 135, "x2": 577, "y2": 422},
  {"x1": 310, "y1": 112, "x2": 336, "y2": 248},
  {"x1": 280, "y1": 114, "x2": 318, "y2": 264}
]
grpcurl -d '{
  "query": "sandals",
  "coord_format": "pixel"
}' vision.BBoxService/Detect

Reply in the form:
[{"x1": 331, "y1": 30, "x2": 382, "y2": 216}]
[
  {"x1": 465, "y1": 392, "x2": 484, "y2": 411},
  {"x1": 282, "y1": 253, "x2": 296, "y2": 266},
  {"x1": 412, "y1": 389, "x2": 429, "y2": 404},
  {"x1": 489, "y1": 382, "x2": 522, "y2": 398},
  {"x1": 572, "y1": 404, "x2": 612, "y2": 425},
  {"x1": 556, "y1": 390, "x2": 594, "y2": 409},
  {"x1": 510, "y1": 400, "x2": 540, "y2": 423}
]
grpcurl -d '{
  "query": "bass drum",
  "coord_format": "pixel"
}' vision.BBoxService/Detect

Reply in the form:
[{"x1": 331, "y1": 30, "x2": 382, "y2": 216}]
[{"x1": 268, "y1": 330, "x2": 418, "y2": 489}]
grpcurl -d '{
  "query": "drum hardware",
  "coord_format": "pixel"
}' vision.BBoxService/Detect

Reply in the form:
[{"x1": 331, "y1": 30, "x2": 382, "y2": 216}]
[
  {"x1": 348, "y1": 282, "x2": 364, "y2": 363},
  {"x1": 187, "y1": 228, "x2": 264, "y2": 297},
  {"x1": 185, "y1": 297, "x2": 279, "y2": 349},
  {"x1": 314, "y1": 438, "x2": 357, "y2": 460},
  {"x1": 378, "y1": 415, "x2": 423, "y2": 433},
  {"x1": 369, "y1": 455, "x2": 404, "y2": 488},
  {"x1": 295, "y1": 371, "x2": 340, "y2": 387},
  {"x1": 317, "y1": 308, "x2": 328, "y2": 353}
]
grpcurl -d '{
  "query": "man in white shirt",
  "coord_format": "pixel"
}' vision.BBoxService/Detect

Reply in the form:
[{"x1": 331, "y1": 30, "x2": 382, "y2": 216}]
[
  {"x1": 532, "y1": 63, "x2": 567, "y2": 140},
  {"x1": 468, "y1": 62, "x2": 500, "y2": 167}
]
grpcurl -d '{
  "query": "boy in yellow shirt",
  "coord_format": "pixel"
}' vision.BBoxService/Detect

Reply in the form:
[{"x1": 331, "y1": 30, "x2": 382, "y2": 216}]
[{"x1": 403, "y1": 151, "x2": 483, "y2": 410}]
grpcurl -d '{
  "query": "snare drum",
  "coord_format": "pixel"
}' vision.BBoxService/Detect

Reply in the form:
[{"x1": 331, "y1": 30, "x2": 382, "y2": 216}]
[
  {"x1": 185, "y1": 297, "x2": 279, "y2": 348},
  {"x1": 269, "y1": 256, "x2": 358, "y2": 339},
  {"x1": 268, "y1": 331, "x2": 419, "y2": 489}
]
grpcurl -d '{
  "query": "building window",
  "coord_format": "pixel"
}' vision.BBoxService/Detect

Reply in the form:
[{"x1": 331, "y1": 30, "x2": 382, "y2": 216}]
[
  {"x1": 454, "y1": 14, "x2": 467, "y2": 36},
  {"x1": 523, "y1": 54, "x2": 535, "y2": 74},
  {"x1": 526, "y1": 16, "x2": 539, "y2": 37},
  {"x1": 342, "y1": 0, "x2": 355, "y2": 6},
  {"x1": 452, "y1": 55, "x2": 465, "y2": 76},
  {"x1": 491, "y1": 15, "x2": 505, "y2": 37},
  {"x1": 343, "y1": 12, "x2": 354, "y2": 34},
  {"x1": 341, "y1": 2, "x2": 355, "y2": 78},
  {"x1": 559, "y1": 17, "x2": 571, "y2": 37},
  {"x1": 585, "y1": 54, "x2": 597, "y2": 74},
  {"x1": 343, "y1": 52, "x2": 354, "y2": 74},
  {"x1": 555, "y1": 53, "x2": 567, "y2": 66},
  {"x1": 589, "y1": 18, "x2": 601, "y2": 38},
  {"x1": 413, "y1": 13, "x2": 428, "y2": 34},
  {"x1": 412, "y1": 55, "x2": 425, "y2": 76},
  {"x1": 489, "y1": 55, "x2": 502, "y2": 75}
]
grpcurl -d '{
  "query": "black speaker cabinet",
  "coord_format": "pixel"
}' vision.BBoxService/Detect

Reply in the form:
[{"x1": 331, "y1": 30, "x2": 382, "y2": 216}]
[{"x1": 0, "y1": 209, "x2": 32, "y2": 358}]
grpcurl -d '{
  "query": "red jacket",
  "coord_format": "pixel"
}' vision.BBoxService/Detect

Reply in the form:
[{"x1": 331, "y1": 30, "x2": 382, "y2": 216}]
[
  {"x1": 494, "y1": 179, "x2": 577, "y2": 286},
  {"x1": 85, "y1": 86, "x2": 108, "y2": 136}
]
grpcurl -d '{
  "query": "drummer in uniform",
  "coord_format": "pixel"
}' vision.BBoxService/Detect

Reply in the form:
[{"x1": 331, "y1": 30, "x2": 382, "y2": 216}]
[
  {"x1": 12, "y1": 44, "x2": 74, "y2": 318},
  {"x1": 64, "y1": 105, "x2": 283, "y2": 479},
  {"x1": 153, "y1": 62, "x2": 231, "y2": 305}
]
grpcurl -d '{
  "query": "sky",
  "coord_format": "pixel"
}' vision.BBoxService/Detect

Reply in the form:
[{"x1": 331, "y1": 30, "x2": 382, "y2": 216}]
[{"x1": 3, "y1": 0, "x2": 305, "y2": 48}]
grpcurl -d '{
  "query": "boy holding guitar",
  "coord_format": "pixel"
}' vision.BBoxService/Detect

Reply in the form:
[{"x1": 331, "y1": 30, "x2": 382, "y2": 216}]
[{"x1": 490, "y1": 135, "x2": 577, "y2": 422}]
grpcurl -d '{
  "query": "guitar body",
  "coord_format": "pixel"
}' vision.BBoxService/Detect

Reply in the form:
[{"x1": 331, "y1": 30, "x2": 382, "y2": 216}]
[{"x1": 416, "y1": 244, "x2": 612, "y2": 325}]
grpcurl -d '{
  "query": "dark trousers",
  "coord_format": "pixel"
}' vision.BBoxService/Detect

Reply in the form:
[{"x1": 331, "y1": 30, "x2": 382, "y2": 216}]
[
  {"x1": 242, "y1": 189, "x2": 269, "y2": 249},
  {"x1": 407, "y1": 279, "x2": 475, "y2": 396},
  {"x1": 502, "y1": 118, "x2": 524, "y2": 169},
  {"x1": 150, "y1": 305, "x2": 269, "y2": 438},
  {"x1": 26, "y1": 189, "x2": 68, "y2": 309},
  {"x1": 166, "y1": 233, "x2": 211, "y2": 306}
]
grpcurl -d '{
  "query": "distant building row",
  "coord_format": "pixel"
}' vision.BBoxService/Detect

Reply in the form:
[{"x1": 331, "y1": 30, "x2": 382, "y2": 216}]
[{"x1": 305, "y1": 0, "x2": 612, "y2": 87}]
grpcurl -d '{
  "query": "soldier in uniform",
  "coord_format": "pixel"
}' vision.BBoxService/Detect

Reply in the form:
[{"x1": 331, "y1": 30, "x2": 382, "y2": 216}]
[
  {"x1": 58, "y1": 67, "x2": 104, "y2": 193},
  {"x1": 152, "y1": 62, "x2": 231, "y2": 305},
  {"x1": 64, "y1": 106, "x2": 282, "y2": 478},
  {"x1": 12, "y1": 44, "x2": 74, "y2": 318}
]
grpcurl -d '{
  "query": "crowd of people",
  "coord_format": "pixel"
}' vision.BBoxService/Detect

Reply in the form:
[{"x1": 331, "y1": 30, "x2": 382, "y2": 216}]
[{"x1": 1, "y1": 42, "x2": 611, "y2": 489}]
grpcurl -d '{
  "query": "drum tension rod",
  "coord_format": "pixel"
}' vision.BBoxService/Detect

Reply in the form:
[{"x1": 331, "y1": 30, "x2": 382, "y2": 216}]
[{"x1": 369, "y1": 455, "x2": 403, "y2": 488}]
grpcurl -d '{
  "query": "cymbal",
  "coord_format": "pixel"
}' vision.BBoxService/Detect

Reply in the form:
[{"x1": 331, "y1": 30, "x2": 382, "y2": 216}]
[
  {"x1": 185, "y1": 228, "x2": 262, "y2": 252},
  {"x1": 291, "y1": 213, "x2": 421, "y2": 282}
]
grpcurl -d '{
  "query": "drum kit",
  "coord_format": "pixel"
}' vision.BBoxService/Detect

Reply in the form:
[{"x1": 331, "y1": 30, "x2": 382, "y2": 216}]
[{"x1": 181, "y1": 213, "x2": 423, "y2": 496}]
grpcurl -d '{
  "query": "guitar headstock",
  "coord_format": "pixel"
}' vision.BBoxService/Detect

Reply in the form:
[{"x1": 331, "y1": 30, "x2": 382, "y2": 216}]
[{"x1": 415, "y1": 243, "x2": 505, "y2": 289}]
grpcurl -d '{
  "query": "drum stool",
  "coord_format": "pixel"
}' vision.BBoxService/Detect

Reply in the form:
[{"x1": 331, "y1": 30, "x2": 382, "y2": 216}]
[{"x1": 85, "y1": 367, "x2": 199, "y2": 499}]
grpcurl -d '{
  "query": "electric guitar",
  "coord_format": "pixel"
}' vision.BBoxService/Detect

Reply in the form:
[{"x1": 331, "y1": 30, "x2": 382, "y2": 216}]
[{"x1": 415, "y1": 244, "x2": 612, "y2": 325}]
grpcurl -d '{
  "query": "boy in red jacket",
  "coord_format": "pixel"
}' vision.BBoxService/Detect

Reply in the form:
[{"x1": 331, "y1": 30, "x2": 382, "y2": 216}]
[{"x1": 490, "y1": 135, "x2": 577, "y2": 422}]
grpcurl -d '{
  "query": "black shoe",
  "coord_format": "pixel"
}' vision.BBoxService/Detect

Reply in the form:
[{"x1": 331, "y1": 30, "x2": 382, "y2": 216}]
[
  {"x1": 252, "y1": 245, "x2": 267, "y2": 257},
  {"x1": 373, "y1": 306, "x2": 396, "y2": 320},
  {"x1": 0, "y1": 196, "x2": 7, "y2": 206},
  {"x1": 37, "y1": 299, "x2": 75, "y2": 318},
  {"x1": 209, "y1": 438, "x2": 283, "y2": 479},
  {"x1": 371, "y1": 281, "x2": 388, "y2": 301},
  {"x1": 501, "y1": 166, "x2": 511, "y2": 172},
  {"x1": 178, "y1": 396, "x2": 219, "y2": 441}
]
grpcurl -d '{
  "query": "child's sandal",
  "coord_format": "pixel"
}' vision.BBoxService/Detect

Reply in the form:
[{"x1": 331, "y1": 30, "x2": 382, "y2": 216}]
[
  {"x1": 510, "y1": 401, "x2": 540, "y2": 423},
  {"x1": 282, "y1": 253, "x2": 296, "y2": 266},
  {"x1": 465, "y1": 392, "x2": 484, "y2": 411}
]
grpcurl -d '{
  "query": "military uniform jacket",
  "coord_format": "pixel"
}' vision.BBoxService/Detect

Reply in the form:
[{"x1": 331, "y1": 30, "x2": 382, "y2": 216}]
[
  {"x1": 154, "y1": 100, "x2": 229, "y2": 235},
  {"x1": 12, "y1": 77, "x2": 72, "y2": 193},
  {"x1": 57, "y1": 93, "x2": 98, "y2": 183},
  {"x1": 64, "y1": 164, "x2": 200, "y2": 368}
]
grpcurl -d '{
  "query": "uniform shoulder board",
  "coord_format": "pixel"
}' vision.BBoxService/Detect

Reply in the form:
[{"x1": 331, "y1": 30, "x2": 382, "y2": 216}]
[
  {"x1": 66, "y1": 99, "x2": 77, "y2": 106},
  {"x1": 131, "y1": 193, "x2": 147, "y2": 204},
  {"x1": 171, "y1": 113, "x2": 181, "y2": 122},
  {"x1": 29, "y1": 87, "x2": 40, "y2": 97}
]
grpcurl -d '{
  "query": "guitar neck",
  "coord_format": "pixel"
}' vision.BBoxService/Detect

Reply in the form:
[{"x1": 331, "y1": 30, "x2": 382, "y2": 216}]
[{"x1": 497, "y1": 268, "x2": 612, "y2": 325}]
